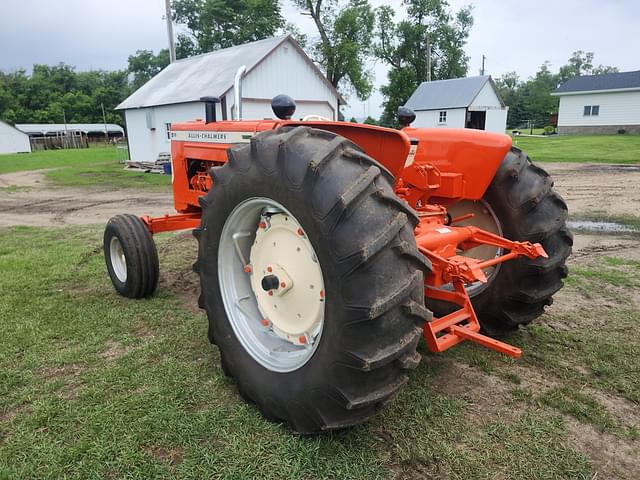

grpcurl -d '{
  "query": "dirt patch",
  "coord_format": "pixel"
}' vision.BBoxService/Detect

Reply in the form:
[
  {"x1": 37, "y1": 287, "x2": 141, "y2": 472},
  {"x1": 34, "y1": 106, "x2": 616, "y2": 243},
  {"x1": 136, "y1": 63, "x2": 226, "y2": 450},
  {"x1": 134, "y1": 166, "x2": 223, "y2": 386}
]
[
  {"x1": 143, "y1": 445, "x2": 184, "y2": 466},
  {"x1": 0, "y1": 169, "x2": 173, "y2": 228},
  {"x1": 39, "y1": 364, "x2": 87, "y2": 378},
  {"x1": 543, "y1": 163, "x2": 640, "y2": 218},
  {"x1": 100, "y1": 341, "x2": 133, "y2": 361},
  {"x1": 568, "y1": 420, "x2": 640, "y2": 479}
]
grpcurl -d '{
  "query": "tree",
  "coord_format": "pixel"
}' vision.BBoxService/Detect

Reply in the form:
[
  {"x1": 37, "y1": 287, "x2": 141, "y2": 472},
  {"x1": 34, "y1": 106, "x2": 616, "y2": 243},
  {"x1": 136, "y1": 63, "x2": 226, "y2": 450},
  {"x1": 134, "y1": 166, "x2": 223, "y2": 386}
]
[
  {"x1": 495, "y1": 71, "x2": 526, "y2": 128},
  {"x1": 558, "y1": 50, "x2": 619, "y2": 84},
  {"x1": 375, "y1": 0, "x2": 473, "y2": 126},
  {"x1": 172, "y1": 0, "x2": 283, "y2": 55},
  {"x1": 292, "y1": 0, "x2": 375, "y2": 100},
  {"x1": 127, "y1": 49, "x2": 170, "y2": 90}
]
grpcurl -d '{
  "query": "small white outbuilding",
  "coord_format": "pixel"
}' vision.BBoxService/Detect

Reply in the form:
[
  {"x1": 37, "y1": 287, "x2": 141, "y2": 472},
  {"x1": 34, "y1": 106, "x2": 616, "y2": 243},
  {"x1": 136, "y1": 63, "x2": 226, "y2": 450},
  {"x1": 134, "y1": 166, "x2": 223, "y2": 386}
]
[
  {"x1": 0, "y1": 120, "x2": 31, "y2": 154},
  {"x1": 117, "y1": 35, "x2": 345, "y2": 163},
  {"x1": 404, "y1": 76, "x2": 508, "y2": 133}
]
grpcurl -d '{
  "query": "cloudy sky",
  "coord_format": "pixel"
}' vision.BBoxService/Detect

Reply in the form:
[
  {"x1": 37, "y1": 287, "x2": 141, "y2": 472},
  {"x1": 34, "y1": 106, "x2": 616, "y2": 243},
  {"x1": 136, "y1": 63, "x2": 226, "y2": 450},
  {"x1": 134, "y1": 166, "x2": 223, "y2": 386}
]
[{"x1": 1, "y1": 0, "x2": 638, "y2": 118}]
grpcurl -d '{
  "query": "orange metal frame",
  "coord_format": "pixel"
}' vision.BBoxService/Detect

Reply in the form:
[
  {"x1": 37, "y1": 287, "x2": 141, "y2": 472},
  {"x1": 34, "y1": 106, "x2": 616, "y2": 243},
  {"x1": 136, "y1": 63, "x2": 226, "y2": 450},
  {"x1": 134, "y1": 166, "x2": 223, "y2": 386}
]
[{"x1": 140, "y1": 119, "x2": 547, "y2": 358}]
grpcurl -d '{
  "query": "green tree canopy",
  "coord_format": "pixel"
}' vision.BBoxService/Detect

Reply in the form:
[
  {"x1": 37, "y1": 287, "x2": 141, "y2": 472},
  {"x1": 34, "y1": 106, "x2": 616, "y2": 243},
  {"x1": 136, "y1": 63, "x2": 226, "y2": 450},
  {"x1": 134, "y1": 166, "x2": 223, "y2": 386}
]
[
  {"x1": 374, "y1": 0, "x2": 473, "y2": 126},
  {"x1": 127, "y1": 49, "x2": 170, "y2": 90},
  {"x1": 0, "y1": 64, "x2": 129, "y2": 125},
  {"x1": 172, "y1": 0, "x2": 284, "y2": 56},
  {"x1": 292, "y1": 0, "x2": 375, "y2": 100}
]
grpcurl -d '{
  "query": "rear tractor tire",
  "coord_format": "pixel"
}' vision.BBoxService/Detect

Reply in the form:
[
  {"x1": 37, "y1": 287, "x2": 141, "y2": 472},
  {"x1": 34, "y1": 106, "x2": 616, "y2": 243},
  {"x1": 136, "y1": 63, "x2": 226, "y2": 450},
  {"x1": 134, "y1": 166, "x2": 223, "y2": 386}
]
[
  {"x1": 104, "y1": 214, "x2": 159, "y2": 298},
  {"x1": 194, "y1": 126, "x2": 432, "y2": 433},
  {"x1": 435, "y1": 147, "x2": 572, "y2": 335}
]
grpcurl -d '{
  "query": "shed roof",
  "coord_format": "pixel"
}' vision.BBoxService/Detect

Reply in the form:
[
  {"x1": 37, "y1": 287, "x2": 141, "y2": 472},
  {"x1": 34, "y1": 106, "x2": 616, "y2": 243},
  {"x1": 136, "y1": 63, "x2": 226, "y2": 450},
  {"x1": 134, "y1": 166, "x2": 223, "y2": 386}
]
[
  {"x1": 405, "y1": 76, "x2": 502, "y2": 111},
  {"x1": 553, "y1": 70, "x2": 640, "y2": 95},
  {"x1": 15, "y1": 123, "x2": 125, "y2": 135},
  {"x1": 116, "y1": 35, "x2": 345, "y2": 110}
]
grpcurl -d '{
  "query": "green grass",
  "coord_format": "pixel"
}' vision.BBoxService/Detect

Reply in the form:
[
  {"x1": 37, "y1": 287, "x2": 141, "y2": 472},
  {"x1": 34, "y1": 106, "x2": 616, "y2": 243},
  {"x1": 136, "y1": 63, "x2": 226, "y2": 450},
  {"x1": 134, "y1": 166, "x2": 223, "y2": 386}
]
[
  {"x1": 512, "y1": 134, "x2": 640, "y2": 163},
  {"x1": 0, "y1": 147, "x2": 171, "y2": 190},
  {"x1": 0, "y1": 225, "x2": 602, "y2": 479}
]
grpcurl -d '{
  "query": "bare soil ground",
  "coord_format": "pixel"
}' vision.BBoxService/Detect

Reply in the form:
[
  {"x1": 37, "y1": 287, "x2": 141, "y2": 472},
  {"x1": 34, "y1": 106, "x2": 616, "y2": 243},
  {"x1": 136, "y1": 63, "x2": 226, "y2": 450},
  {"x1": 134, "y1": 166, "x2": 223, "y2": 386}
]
[
  {"x1": 543, "y1": 162, "x2": 640, "y2": 217},
  {"x1": 0, "y1": 170, "x2": 173, "y2": 227}
]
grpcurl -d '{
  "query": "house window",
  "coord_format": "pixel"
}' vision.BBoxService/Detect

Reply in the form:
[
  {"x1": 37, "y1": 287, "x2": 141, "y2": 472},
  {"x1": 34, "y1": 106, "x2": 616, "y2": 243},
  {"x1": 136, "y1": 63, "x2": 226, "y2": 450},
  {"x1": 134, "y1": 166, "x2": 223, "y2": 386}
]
[
  {"x1": 165, "y1": 123, "x2": 172, "y2": 140},
  {"x1": 583, "y1": 105, "x2": 600, "y2": 116},
  {"x1": 439, "y1": 111, "x2": 447, "y2": 123}
]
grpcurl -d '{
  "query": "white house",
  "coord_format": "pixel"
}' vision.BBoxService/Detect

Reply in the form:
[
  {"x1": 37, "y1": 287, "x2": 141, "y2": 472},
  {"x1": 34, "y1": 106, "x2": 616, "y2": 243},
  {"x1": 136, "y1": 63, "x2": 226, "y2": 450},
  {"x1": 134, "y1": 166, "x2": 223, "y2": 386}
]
[
  {"x1": 404, "y1": 76, "x2": 508, "y2": 133},
  {"x1": 552, "y1": 70, "x2": 640, "y2": 134},
  {"x1": 0, "y1": 120, "x2": 31, "y2": 154},
  {"x1": 117, "y1": 35, "x2": 345, "y2": 163}
]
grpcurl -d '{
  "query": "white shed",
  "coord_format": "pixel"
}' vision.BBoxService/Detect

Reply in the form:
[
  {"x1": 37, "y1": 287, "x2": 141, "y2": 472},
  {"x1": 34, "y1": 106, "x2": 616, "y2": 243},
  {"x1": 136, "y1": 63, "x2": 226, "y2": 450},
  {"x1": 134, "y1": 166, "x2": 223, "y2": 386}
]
[
  {"x1": 116, "y1": 35, "x2": 345, "y2": 163},
  {"x1": 0, "y1": 120, "x2": 31, "y2": 154},
  {"x1": 404, "y1": 76, "x2": 508, "y2": 133},
  {"x1": 551, "y1": 70, "x2": 640, "y2": 134}
]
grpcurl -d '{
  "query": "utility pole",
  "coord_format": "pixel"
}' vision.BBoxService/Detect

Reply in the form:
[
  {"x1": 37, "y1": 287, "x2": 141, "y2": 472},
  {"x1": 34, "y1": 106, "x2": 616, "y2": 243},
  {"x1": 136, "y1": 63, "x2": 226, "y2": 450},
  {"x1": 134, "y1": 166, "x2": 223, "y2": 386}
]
[
  {"x1": 165, "y1": 0, "x2": 176, "y2": 63},
  {"x1": 481, "y1": 55, "x2": 486, "y2": 76},
  {"x1": 426, "y1": 33, "x2": 431, "y2": 82},
  {"x1": 101, "y1": 103, "x2": 109, "y2": 144}
]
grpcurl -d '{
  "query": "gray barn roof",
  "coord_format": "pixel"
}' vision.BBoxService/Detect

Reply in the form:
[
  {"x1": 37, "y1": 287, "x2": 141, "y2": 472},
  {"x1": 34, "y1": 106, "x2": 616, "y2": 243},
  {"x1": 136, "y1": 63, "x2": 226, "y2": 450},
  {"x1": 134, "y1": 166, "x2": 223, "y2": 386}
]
[
  {"x1": 405, "y1": 76, "x2": 502, "y2": 111},
  {"x1": 553, "y1": 70, "x2": 640, "y2": 95},
  {"x1": 117, "y1": 35, "x2": 344, "y2": 110}
]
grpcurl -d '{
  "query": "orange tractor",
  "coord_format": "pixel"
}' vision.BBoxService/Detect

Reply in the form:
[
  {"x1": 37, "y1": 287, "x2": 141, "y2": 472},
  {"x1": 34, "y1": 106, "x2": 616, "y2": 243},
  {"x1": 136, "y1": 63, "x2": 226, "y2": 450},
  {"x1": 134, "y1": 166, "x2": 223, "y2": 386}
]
[{"x1": 104, "y1": 93, "x2": 571, "y2": 433}]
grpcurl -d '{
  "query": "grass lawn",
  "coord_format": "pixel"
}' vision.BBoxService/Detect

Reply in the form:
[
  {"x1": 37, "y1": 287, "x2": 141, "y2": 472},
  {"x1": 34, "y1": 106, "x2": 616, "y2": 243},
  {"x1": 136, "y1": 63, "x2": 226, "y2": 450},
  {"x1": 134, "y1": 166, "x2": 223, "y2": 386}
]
[
  {"x1": 0, "y1": 147, "x2": 171, "y2": 190},
  {"x1": 513, "y1": 134, "x2": 640, "y2": 164},
  {"x1": 1, "y1": 224, "x2": 638, "y2": 478}
]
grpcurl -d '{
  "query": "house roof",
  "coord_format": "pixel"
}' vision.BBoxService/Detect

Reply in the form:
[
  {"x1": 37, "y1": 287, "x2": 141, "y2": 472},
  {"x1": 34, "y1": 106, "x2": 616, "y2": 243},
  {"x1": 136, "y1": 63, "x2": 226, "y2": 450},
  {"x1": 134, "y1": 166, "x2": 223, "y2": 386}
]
[
  {"x1": 553, "y1": 70, "x2": 640, "y2": 95},
  {"x1": 405, "y1": 75, "x2": 503, "y2": 111},
  {"x1": 116, "y1": 35, "x2": 345, "y2": 110},
  {"x1": 15, "y1": 123, "x2": 125, "y2": 135}
]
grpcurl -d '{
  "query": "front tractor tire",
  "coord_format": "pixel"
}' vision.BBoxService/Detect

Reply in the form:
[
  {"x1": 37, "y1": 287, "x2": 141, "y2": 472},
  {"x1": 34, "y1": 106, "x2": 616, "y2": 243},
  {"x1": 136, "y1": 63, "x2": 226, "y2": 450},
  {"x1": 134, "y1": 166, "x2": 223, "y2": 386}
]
[
  {"x1": 445, "y1": 147, "x2": 573, "y2": 335},
  {"x1": 104, "y1": 214, "x2": 159, "y2": 298},
  {"x1": 194, "y1": 127, "x2": 431, "y2": 433}
]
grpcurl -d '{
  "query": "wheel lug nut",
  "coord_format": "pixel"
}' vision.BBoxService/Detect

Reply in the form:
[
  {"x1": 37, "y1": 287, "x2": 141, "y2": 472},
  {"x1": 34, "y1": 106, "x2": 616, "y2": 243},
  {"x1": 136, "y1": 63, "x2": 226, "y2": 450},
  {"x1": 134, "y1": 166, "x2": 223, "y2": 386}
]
[
  {"x1": 298, "y1": 335, "x2": 306, "y2": 344},
  {"x1": 297, "y1": 228, "x2": 304, "y2": 236},
  {"x1": 267, "y1": 266, "x2": 273, "y2": 273},
  {"x1": 268, "y1": 291, "x2": 273, "y2": 296},
  {"x1": 243, "y1": 265, "x2": 252, "y2": 273},
  {"x1": 261, "y1": 319, "x2": 269, "y2": 326},
  {"x1": 280, "y1": 282, "x2": 286, "y2": 288}
]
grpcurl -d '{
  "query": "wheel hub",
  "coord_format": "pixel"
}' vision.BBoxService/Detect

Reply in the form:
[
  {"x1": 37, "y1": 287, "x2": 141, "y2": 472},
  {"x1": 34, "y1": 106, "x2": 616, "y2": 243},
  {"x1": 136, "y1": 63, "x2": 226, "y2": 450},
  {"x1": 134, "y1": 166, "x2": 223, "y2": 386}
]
[{"x1": 249, "y1": 213, "x2": 324, "y2": 346}]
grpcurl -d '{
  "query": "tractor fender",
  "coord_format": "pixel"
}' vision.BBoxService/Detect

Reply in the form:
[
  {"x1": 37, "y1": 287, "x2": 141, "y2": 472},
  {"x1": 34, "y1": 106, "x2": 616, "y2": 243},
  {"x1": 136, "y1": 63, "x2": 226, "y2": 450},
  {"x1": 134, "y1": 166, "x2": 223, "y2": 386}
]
[{"x1": 402, "y1": 127, "x2": 513, "y2": 201}]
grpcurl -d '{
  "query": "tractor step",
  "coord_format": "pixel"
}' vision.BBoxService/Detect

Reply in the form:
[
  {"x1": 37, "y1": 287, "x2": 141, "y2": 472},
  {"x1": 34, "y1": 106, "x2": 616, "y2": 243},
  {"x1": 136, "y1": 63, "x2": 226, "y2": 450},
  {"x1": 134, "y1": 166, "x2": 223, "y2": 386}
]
[{"x1": 422, "y1": 281, "x2": 522, "y2": 359}]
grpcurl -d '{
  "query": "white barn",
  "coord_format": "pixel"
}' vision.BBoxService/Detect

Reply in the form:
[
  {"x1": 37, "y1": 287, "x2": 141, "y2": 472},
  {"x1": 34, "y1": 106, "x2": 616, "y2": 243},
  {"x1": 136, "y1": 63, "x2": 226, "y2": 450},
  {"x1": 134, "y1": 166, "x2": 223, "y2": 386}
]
[
  {"x1": 0, "y1": 120, "x2": 31, "y2": 154},
  {"x1": 552, "y1": 70, "x2": 640, "y2": 134},
  {"x1": 404, "y1": 76, "x2": 508, "y2": 133},
  {"x1": 117, "y1": 35, "x2": 345, "y2": 163}
]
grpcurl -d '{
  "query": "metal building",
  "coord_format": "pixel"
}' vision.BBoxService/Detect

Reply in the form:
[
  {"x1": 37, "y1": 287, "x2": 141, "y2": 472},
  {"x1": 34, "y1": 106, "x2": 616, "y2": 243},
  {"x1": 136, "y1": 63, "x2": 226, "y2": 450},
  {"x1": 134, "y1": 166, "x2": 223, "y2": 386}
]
[
  {"x1": 405, "y1": 76, "x2": 508, "y2": 133},
  {"x1": 116, "y1": 35, "x2": 345, "y2": 163},
  {"x1": 0, "y1": 120, "x2": 31, "y2": 154}
]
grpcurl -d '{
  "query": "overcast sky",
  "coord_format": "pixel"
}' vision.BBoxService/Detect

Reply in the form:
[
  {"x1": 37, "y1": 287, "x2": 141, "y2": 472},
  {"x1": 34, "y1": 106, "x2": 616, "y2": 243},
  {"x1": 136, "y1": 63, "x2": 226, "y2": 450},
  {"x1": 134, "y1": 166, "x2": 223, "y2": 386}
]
[{"x1": 1, "y1": 0, "x2": 638, "y2": 118}]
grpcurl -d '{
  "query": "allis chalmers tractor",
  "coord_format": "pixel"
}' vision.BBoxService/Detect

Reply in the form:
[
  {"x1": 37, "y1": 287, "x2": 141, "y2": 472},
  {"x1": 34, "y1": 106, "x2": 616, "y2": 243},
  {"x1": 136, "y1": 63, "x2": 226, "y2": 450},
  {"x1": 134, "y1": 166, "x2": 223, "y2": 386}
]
[{"x1": 104, "y1": 91, "x2": 571, "y2": 434}]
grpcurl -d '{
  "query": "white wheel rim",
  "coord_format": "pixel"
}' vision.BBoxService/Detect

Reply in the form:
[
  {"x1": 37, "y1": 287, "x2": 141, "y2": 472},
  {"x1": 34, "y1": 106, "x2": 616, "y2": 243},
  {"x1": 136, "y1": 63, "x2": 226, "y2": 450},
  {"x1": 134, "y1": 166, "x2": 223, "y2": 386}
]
[
  {"x1": 445, "y1": 200, "x2": 503, "y2": 297},
  {"x1": 218, "y1": 197, "x2": 326, "y2": 372},
  {"x1": 109, "y1": 236, "x2": 127, "y2": 283}
]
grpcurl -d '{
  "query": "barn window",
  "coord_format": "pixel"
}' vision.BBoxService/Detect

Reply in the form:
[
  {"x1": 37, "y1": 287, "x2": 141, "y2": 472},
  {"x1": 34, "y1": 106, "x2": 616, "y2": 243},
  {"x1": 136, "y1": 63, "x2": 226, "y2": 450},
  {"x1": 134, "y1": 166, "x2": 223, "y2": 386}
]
[
  {"x1": 583, "y1": 106, "x2": 592, "y2": 116},
  {"x1": 439, "y1": 111, "x2": 447, "y2": 123},
  {"x1": 165, "y1": 123, "x2": 172, "y2": 140},
  {"x1": 591, "y1": 105, "x2": 600, "y2": 116}
]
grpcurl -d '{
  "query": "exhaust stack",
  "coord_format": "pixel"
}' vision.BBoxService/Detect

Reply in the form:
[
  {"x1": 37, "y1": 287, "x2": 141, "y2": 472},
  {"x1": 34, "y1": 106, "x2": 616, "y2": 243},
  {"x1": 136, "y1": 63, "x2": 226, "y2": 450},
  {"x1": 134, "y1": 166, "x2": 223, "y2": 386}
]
[{"x1": 234, "y1": 65, "x2": 247, "y2": 121}]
